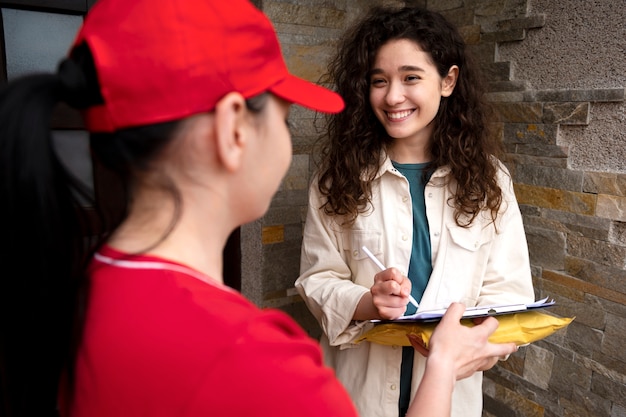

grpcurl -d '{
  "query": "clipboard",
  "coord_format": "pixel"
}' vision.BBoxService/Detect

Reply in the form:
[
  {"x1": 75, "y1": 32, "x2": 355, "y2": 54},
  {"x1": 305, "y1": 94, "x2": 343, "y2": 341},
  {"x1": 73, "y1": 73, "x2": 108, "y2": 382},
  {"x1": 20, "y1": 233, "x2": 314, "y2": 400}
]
[{"x1": 371, "y1": 296, "x2": 556, "y2": 324}]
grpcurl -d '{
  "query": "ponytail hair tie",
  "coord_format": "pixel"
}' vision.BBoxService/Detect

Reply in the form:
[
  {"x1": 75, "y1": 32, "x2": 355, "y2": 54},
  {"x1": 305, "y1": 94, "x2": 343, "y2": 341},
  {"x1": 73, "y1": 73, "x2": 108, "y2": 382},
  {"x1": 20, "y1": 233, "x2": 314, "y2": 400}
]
[
  {"x1": 57, "y1": 57, "x2": 91, "y2": 109},
  {"x1": 56, "y1": 43, "x2": 104, "y2": 109}
]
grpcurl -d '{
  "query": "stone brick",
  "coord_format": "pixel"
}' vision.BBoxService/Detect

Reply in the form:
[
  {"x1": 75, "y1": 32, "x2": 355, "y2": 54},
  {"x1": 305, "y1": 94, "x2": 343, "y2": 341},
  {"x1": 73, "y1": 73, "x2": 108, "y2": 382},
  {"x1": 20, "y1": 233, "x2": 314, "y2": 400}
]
[
  {"x1": 496, "y1": 349, "x2": 525, "y2": 376},
  {"x1": 561, "y1": 385, "x2": 612, "y2": 417},
  {"x1": 507, "y1": 153, "x2": 568, "y2": 169},
  {"x1": 543, "y1": 102, "x2": 590, "y2": 125},
  {"x1": 280, "y1": 154, "x2": 310, "y2": 191},
  {"x1": 522, "y1": 213, "x2": 568, "y2": 235},
  {"x1": 545, "y1": 291, "x2": 605, "y2": 330},
  {"x1": 519, "y1": 203, "x2": 542, "y2": 217},
  {"x1": 483, "y1": 383, "x2": 545, "y2": 417},
  {"x1": 594, "y1": 350, "x2": 626, "y2": 384},
  {"x1": 514, "y1": 183, "x2": 596, "y2": 216},
  {"x1": 458, "y1": 24, "x2": 481, "y2": 44},
  {"x1": 261, "y1": 225, "x2": 284, "y2": 244},
  {"x1": 525, "y1": 225, "x2": 566, "y2": 270},
  {"x1": 596, "y1": 296, "x2": 626, "y2": 321},
  {"x1": 543, "y1": 269, "x2": 626, "y2": 325},
  {"x1": 577, "y1": 356, "x2": 626, "y2": 399},
  {"x1": 609, "y1": 221, "x2": 626, "y2": 245},
  {"x1": 591, "y1": 373, "x2": 626, "y2": 409},
  {"x1": 405, "y1": 0, "x2": 427, "y2": 6},
  {"x1": 564, "y1": 257, "x2": 626, "y2": 301},
  {"x1": 533, "y1": 88, "x2": 626, "y2": 103},
  {"x1": 283, "y1": 43, "x2": 337, "y2": 83},
  {"x1": 542, "y1": 208, "x2": 612, "y2": 241},
  {"x1": 496, "y1": 14, "x2": 546, "y2": 30},
  {"x1": 515, "y1": 164, "x2": 583, "y2": 192},
  {"x1": 424, "y1": 0, "x2": 463, "y2": 12},
  {"x1": 568, "y1": 235, "x2": 626, "y2": 269},
  {"x1": 538, "y1": 274, "x2": 584, "y2": 302},
  {"x1": 288, "y1": 116, "x2": 326, "y2": 137},
  {"x1": 514, "y1": 143, "x2": 569, "y2": 158},
  {"x1": 482, "y1": 393, "x2": 518, "y2": 417},
  {"x1": 564, "y1": 321, "x2": 603, "y2": 357},
  {"x1": 481, "y1": 28, "x2": 526, "y2": 43},
  {"x1": 270, "y1": 188, "x2": 308, "y2": 208},
  {"x1": 482, "y1": 61, "x2": 513, "y2": 82},
  {"x1": 486, "y1": 91, "x2": 526, "y2": 102},
  {"x1": 263, "y1": 205, "x2": 307, "y2": 227},
  {"x1": 601, "y1": 314, "x2": 626, "y2": 364},
  {"x1": 503, "y1": 123, "x2": 558, "y2": 145},
  {"x1": 494, "y1": 102, "x2": 543, "y2": 122},
  {"x1": 597, "y1": 194, "x2": 626, "y2": 222},
  {"x1": 550, "y1": 349, "x2": 593, "y2": 396},
  {"x1": 472, "y1": 0, "x2": 507, "y2": 18},
  {"x1": 438, "y1": 7, "x2": 475, "y2": 26},
  {"x1": 466, "y1": 42, "x2": 496, "y2": 65},
  {"x1": 264, "y1": 2, "x2": 346, "y2": 28},
  {"x1": 262, "y1": 238, "x2": 302, "y2": 293},
  {"x1": 523, "y1": 344, "x2": 554, "y2": 389},
  {"x1": 486, "y1": 79, "x2": 530, "y2": 93},
  {"x1": 583, "y1": 172, "x2": 626, "y2": 197},
  {"x1": 612, "y1": 404, "x2": 626, "y2": 417}
]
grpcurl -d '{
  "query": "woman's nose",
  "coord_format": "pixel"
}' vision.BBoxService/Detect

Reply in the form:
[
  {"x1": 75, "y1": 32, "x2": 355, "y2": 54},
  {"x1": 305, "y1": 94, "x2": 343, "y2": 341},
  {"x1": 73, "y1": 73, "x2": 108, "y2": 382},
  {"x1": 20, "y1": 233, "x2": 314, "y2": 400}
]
[{"x1": 385, "y1": 81, "x2": 405, "y2": 106}]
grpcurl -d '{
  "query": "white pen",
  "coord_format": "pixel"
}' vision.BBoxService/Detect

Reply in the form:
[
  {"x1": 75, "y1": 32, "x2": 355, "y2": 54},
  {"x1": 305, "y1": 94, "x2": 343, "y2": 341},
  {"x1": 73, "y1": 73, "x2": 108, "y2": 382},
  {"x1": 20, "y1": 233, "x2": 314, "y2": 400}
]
[{"x1": 361, "y1": 245, "x2": 419, "y2": 309}]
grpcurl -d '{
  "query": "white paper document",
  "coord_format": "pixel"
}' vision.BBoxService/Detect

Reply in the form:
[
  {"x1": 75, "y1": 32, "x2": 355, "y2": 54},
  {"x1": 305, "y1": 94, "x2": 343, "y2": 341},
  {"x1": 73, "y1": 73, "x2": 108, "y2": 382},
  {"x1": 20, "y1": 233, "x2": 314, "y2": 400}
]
[{"x1": 371, "y1": 296, "x2": 556, "y2": 323}]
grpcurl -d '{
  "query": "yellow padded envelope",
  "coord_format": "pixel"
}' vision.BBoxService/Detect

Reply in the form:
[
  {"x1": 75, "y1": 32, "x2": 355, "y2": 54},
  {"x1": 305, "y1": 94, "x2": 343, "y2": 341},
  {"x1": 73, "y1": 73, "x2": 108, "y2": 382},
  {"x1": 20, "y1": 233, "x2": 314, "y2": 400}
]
[{"x1": 356, "y1": 311, "x2": 574, "y2": 347}]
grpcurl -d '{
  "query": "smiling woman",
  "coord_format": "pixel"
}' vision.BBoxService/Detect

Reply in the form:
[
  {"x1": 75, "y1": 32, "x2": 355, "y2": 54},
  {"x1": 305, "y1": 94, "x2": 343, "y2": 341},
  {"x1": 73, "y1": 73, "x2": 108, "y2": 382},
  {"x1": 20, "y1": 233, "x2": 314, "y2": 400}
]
[
  {"x1": 296, "y1": 5, "x2": 535, "y2": 417},
  {"x1": 368, "y1": 38, "x2": 459, "y2": 163}
]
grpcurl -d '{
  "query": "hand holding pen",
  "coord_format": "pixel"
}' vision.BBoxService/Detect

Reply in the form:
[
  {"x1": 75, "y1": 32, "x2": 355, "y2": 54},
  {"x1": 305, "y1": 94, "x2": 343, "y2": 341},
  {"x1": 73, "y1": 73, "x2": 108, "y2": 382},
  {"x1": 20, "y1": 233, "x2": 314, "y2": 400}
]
[{"x1": 361, "y1": 246, "x2": 419, "y2": 320}]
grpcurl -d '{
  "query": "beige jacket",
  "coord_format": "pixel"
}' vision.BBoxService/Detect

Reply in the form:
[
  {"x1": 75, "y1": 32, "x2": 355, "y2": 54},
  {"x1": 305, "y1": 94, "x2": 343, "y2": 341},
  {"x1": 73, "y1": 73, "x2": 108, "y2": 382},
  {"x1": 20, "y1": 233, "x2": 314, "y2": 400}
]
[{"x1": 296, "y1": 157, "x2": 535, "y2": 417}]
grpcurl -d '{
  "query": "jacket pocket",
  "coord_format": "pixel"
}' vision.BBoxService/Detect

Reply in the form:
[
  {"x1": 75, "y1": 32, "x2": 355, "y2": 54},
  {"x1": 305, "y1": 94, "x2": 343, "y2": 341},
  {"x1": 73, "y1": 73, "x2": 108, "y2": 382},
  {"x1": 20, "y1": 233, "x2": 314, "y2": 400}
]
[
  {"x1": 341, "y1": 230, "x2": 383, "y2": 261},
  {"x1": 446, "y1": 222, "x2": 493, "y2": 252}
]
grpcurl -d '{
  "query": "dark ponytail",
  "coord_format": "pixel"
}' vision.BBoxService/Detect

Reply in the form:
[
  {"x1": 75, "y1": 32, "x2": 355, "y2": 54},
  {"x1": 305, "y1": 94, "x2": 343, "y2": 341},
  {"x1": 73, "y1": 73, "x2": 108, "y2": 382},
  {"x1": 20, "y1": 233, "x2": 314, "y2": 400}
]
[{"x1": 0, "y1": 44, "x2": 101, "y2": 417}]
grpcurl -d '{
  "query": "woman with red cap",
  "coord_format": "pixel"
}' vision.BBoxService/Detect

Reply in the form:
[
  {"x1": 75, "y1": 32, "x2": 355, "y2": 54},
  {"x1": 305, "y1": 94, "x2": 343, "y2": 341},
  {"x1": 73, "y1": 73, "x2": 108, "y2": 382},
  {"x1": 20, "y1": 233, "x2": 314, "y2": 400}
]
[{"x1": 0, "y1": 1, "x2": 517, "y2": 416}]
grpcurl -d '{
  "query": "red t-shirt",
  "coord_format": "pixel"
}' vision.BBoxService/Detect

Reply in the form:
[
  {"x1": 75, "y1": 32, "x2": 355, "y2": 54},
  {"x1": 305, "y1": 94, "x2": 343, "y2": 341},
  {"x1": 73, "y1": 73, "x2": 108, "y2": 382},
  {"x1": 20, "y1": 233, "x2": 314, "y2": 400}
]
[{"x1": 68, "y1": 246, "x2": 357, "y2": 417}]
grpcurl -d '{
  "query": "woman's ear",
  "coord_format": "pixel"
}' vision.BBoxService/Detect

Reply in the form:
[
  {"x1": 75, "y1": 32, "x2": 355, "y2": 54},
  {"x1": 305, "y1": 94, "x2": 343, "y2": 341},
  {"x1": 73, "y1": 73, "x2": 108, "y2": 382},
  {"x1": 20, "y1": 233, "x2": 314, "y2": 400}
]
[
  {"x1": 441, "y1": 65, "x2": 459, "y2": 98},
  {"x1": 214, "y1": 92, "x2": 248, "y2": 172}
]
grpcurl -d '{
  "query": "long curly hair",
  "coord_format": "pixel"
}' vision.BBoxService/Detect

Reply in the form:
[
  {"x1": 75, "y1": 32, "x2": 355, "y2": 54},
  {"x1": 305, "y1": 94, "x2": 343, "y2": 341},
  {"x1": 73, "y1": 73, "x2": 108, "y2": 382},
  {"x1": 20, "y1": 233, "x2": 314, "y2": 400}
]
[{"x1": 316, "y1": 6, "x2": 503, "y2": 227}]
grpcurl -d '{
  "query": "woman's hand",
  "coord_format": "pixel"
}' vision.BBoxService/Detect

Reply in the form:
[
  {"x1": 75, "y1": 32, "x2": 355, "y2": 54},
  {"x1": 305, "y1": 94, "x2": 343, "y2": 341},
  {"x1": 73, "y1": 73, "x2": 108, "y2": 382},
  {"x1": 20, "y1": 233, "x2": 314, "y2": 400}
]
[
  {"x1": 412, "y1": 302, "x2": 517, "y2": 380},
  {"x1": 353, "y1": 268, "x2": 412, "y2": 321},
  {"x1": 405, "y1": 303, "x2": 518, "y2": 417},
  {"x1": 370, "y1": 268, "x2": 412, "y2": 320}
]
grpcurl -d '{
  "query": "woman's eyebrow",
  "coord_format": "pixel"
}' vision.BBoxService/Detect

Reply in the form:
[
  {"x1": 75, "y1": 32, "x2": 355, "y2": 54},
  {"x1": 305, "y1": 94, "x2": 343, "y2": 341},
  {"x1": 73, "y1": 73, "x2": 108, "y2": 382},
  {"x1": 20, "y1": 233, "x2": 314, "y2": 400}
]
[
  {"x1": 399, "y1": 65, "x2": 425, "y2": 72},
  {"x1": 369, "y1": 65, "x2": 426, "y2": 76}
]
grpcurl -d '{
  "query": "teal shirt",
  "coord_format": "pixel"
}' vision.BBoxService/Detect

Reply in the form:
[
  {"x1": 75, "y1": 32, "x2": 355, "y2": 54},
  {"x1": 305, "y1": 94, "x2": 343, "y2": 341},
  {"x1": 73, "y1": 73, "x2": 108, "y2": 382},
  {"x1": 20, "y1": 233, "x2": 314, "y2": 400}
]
[{"x1": 391, "y1": 161, "x2": 433, "y2": 316}]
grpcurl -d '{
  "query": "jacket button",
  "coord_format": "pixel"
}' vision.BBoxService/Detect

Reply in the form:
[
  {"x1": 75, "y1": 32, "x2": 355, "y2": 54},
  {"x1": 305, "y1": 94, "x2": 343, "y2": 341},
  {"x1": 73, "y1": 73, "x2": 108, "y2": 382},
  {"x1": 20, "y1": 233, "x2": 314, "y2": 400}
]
[
  {"x1": 353, "y1": 250, "x2": 359, "y2": 257},
  {"x1": 390, "y1": 384, "x2": 397, "y2": 390}
]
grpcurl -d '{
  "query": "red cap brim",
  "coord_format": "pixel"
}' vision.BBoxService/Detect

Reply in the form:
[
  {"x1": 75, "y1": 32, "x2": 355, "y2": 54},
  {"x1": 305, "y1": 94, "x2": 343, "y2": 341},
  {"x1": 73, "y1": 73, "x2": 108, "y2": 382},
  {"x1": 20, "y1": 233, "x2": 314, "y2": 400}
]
[{"x1": 269, "y1": 75, "x2": 344, "y2": 114}]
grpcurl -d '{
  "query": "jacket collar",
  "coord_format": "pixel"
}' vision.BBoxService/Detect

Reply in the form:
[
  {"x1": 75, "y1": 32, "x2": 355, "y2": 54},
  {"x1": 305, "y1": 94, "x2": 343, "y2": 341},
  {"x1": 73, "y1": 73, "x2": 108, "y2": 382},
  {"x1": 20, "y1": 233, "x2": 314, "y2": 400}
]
[{"x1": 372, "y1": 152, "x2": 451, "y2": 182}]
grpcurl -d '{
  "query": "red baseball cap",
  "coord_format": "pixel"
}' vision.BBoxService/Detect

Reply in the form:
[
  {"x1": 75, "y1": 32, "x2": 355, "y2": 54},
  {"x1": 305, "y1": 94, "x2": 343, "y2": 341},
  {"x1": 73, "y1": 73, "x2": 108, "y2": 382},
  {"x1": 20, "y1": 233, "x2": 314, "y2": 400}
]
[{"x1": 72, "y1": 0, "x2": 344, "y2": 133}]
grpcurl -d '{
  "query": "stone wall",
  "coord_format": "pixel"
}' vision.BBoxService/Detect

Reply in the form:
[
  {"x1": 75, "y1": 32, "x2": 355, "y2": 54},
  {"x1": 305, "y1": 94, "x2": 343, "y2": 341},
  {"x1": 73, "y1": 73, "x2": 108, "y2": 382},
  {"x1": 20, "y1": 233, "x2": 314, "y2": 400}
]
[
  {"x1": 243, "y1": 1, "x2": 626, "y2": 416},
  {"x1": 446, "y1": 1, "x2": 625, "y2": 416}
]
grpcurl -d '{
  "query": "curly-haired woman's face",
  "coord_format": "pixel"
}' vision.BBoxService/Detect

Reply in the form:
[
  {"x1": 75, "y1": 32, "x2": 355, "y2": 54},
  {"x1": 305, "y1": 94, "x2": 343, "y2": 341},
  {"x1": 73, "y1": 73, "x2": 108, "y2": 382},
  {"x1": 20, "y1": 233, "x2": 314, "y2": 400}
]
[{"x1": 369, "y1": 38, "x2": 457, "y2": 162}]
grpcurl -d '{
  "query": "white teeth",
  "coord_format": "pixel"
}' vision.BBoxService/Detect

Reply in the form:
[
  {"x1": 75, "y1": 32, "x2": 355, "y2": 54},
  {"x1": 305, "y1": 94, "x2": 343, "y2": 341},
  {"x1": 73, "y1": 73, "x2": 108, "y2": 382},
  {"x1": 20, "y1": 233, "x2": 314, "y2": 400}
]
[{"x1": 387, "y1": 110, "x2": 412, "y2": 120}]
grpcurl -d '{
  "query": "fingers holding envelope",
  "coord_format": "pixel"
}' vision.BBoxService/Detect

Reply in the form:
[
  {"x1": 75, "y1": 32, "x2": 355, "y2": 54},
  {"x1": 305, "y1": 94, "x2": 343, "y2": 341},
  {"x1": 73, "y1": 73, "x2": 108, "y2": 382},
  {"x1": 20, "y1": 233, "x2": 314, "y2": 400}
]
[{"x1": 416, "y1": 302, "x2": 518, "y2": 381}]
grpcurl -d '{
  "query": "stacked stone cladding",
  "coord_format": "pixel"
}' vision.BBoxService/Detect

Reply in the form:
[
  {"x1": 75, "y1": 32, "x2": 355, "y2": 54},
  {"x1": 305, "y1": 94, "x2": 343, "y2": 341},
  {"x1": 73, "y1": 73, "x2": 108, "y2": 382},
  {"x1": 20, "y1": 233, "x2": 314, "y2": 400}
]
[{"x1": 434, "y1": 1, "x2": 626, "y2": 416}]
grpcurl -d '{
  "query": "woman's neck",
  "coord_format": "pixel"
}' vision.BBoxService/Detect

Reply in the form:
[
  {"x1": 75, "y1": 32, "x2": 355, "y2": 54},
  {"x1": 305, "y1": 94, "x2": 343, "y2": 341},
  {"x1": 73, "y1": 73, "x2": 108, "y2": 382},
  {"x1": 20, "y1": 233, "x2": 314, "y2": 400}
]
[{"x1": 106, "y1": 187, "x2": 234, "y2": 285}]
